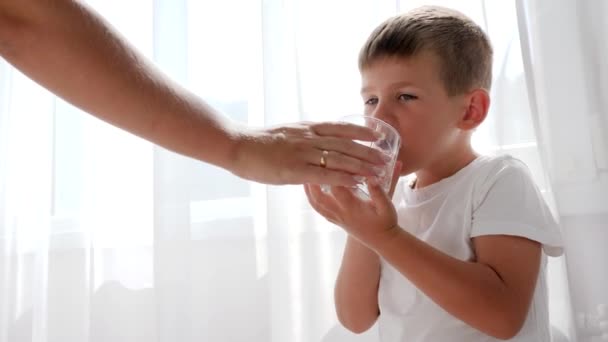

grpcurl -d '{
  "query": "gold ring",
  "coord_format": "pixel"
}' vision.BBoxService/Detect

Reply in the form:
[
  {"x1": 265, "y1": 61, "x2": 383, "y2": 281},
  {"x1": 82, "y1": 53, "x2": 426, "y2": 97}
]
[{"x1": 320, "y1": 150, "x2": 329, "y2": 168}]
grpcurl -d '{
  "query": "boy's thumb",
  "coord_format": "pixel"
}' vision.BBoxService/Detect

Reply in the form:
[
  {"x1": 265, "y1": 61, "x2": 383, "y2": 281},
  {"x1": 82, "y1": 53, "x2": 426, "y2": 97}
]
[
  {"x1": 388, "y1": 161, "x2": 403, "y2": 198},
  {"x1": 368, "y1": 177, "x2": 392, "y2": 211}
]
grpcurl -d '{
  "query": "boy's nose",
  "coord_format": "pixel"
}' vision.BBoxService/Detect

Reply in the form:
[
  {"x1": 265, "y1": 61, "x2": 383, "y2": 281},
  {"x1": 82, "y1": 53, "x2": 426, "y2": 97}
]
[
  {"x1": 371, "y1": 105, "x2": 393, "y2": 124},
  {"x1": 371, "y1": 107, "x2": 399, "y2": 132}
]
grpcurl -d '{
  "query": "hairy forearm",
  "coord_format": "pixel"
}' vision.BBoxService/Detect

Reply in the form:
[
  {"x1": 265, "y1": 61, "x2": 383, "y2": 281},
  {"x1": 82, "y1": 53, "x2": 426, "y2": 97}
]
[
  {"x1": 334, "y1": 236, "x2": 381, "y2": 333},
  {"x1": 0, "y1": 0, "x2": 238, "y2": 168},
  {"x1": 372, "y1": 228, "x2": 528, "y2": 339}
]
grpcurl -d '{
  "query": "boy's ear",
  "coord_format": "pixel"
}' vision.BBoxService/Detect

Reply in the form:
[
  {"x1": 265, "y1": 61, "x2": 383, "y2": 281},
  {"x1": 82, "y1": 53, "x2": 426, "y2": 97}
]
[{"x1": 457, "y1": 88, "x2": 490, "y2": 130}]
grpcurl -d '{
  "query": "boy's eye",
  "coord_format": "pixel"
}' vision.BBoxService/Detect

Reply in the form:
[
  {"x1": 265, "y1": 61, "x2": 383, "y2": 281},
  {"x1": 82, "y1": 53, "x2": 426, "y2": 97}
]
[
  {"x1": 364, "y1": 98, "x2": 378, "y2": 105},
  {"x1": 399, "y1": 94, "x2": 418, "y2": 101}
]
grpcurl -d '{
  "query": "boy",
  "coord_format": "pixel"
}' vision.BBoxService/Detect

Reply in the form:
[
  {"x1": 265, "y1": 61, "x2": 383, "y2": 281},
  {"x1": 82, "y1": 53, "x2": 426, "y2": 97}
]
[{"x1": 304, "y1": 6, "x2": 563, "y2": 341}]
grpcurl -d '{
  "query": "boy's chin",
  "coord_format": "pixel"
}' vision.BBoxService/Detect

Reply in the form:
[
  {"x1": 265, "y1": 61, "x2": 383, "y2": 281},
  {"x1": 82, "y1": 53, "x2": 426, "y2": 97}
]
[{"x1": 396, "y1": 165, "x2": 416, "y2": 177}]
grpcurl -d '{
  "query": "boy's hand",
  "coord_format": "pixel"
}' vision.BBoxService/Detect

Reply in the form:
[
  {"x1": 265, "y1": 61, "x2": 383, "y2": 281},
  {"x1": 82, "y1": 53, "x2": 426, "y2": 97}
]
[{"x1": 304, "y1": 161, "x2": 403, "y2": 249}]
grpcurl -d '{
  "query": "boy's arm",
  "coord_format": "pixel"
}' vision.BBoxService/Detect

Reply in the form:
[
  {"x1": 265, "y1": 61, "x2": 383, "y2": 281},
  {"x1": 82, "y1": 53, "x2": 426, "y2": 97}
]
[
  {"x1": 0, "y1": 0, "x2": 385, "y2": 185},
  {"x1": 305, "y1": 166, "x2": 542, "y2": 339},
  {"x1": 306, "y1": 164, "x2": 401, "y2": 333},
  {"x1": 334, "y1": 236, "x2": 381, "y2": 333},
  {"x1": 372, "y1": 229, "x2": 541, "y2": 340}
]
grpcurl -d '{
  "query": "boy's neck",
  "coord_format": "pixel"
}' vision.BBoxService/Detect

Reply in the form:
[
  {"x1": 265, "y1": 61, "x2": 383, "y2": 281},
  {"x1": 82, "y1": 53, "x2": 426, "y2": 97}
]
[{"x1": 413, "y1": 146, "x2": 478, "y2": 189}]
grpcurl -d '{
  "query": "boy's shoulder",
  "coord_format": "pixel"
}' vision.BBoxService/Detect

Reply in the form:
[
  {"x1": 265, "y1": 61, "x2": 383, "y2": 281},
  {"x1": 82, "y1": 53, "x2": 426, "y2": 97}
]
[
  {"x1": 473, "y1": 154, "x2": 530, "y2": 179},
  {"x1": 469, "y1": 153, "x2": 538, "y2": 206},
  {"x1": 473, "y1": 154, "x2": 532, "y2": 185}
]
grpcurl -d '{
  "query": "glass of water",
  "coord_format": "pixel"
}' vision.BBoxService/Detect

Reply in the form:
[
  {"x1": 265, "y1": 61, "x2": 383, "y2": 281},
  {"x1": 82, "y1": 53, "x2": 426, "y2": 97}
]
[{"x1": 323, "y1": 114, "x2": 401, "y2": 198}]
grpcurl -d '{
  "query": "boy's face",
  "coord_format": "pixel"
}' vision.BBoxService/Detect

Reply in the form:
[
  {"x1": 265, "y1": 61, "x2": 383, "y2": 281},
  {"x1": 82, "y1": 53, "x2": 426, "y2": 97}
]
[{"x1": 360, "y1": 51, "x2": 471, "y2": 176}]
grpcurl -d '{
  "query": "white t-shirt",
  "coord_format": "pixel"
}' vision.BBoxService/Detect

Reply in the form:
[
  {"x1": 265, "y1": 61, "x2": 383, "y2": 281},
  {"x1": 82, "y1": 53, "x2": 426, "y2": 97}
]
[{"x1": 377, "y1": 154, "x2": 564, "y2": 342}]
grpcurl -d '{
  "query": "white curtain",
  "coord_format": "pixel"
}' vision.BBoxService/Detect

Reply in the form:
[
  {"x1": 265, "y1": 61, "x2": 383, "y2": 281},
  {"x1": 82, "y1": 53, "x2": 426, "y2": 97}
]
[
  {"x1": 517, "y1": 1, "x2": 608, "y2": 341},
  {"x1": 1, "y1": 0, "x2": 600, "y2": 341}
]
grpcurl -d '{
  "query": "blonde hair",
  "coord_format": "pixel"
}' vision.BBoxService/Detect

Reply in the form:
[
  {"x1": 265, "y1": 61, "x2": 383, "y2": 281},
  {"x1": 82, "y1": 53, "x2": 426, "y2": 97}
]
[{"x1": 359, "y1": 6, "x2": 493, "y2": 95}]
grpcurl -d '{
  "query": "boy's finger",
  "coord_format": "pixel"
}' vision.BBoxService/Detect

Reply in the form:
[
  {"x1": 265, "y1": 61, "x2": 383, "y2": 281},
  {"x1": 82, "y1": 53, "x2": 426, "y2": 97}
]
[
  {"x1": 306, "y1": 184, "x2": 344, "y2": 224},
  {"x1": 305, "y1": 183, "x2": 327, "y2": 203},
  {"x1": 303, "y1": 184, "x2": 314, "y2": 201},
  {"x1": 302, "y1": 165, "x2": 360, "y2": 187},
  {"x1": 331, "y1": 185, "x2": 358, "y2": 210},
  {"x1": 304, "y1": 184, "x2": 325, "y2": 208},
  {"x1": 306, "y1": 183, "x2": 341, "y2": 214},
  {"x1": 368, "y1": 178, "x2": 392, "y2": 213},
  {"x1": 388, "y1": 161, "x2": 403, "y2": 198}
]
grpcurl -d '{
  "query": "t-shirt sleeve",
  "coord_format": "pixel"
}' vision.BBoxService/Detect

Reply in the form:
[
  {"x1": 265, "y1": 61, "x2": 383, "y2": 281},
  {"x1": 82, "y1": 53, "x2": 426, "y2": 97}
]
[{"x1": 470, "y1": 158, "x2": 564, "y2": 257}]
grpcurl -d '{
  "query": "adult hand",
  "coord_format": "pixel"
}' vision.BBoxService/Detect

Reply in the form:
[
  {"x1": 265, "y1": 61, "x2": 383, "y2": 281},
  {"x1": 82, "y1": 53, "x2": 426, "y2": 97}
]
[{"x1": 232, "y1": 121, "x2": 389, "y2": 186}]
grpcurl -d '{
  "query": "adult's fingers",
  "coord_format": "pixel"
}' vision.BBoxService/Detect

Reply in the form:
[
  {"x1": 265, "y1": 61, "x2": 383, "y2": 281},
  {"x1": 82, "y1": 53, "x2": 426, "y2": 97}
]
[
  {"x1": 312, "y1": 122, "x2": 383, "y2": 141},
  {"x1": 317, "y1": 136, "x2": 389, "y2": 166},
  {"x1": 315, "y1": 150, "x2": 382, "y2": 177}
]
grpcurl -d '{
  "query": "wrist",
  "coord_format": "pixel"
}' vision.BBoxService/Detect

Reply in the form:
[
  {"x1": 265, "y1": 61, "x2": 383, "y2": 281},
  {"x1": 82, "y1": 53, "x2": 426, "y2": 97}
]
[
  {"x1": 226, "y1": 124, "x2": 270, "y2": 182},
  {"x1": 368, "y1": 225, "x2": 404, "y2": 253},
  {"x1": 226, "y1": 124, "x2": 250, "y2": 177}
]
